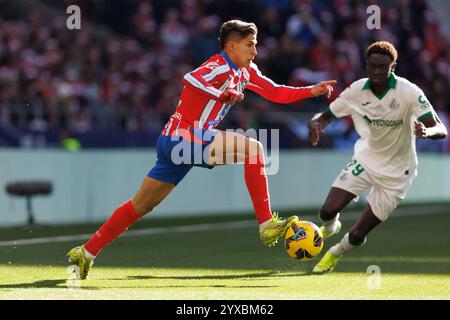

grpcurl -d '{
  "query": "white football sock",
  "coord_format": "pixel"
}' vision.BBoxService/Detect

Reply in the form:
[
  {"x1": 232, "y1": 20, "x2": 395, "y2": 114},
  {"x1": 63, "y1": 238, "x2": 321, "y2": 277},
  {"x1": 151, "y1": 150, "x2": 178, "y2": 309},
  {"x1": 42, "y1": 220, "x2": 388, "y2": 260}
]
[
  {"x1": 320, "y1": 212, "x2": 340, "y2": 234},
  {"x1": 83, "y1": 246, "x2": 95, "y2": 261},
  {"x1": 259, "y1": 219, "x2": 271, "y2": 232},
  {"x1": 329, "y1": 233, "x2": 355, "y2": 257}
]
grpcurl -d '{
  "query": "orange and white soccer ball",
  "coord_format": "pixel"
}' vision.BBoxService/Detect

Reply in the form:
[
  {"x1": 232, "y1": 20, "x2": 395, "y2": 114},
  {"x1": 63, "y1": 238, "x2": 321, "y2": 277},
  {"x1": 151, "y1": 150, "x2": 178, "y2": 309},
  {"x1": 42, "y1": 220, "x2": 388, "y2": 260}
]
[{"x1": 284, "y1": 220, "x2": 324, "y2": 261}]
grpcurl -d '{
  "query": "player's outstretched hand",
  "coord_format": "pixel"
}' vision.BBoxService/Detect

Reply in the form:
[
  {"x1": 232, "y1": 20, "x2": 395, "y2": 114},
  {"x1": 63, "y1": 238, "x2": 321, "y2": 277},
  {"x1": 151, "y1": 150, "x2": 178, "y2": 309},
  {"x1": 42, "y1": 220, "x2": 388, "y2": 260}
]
[
  {"x1": 414, "y1": 120, "x2": 428, "y2": 139},
  {"x1": 308, "y1": 119, "x2": 324, "y2": 147},
  {"x1": 311, "y1": 80, "x2": 337, "y2": 99},
  {"x1": 219, "y1": 89, "x2": 244, "y2": 104}
]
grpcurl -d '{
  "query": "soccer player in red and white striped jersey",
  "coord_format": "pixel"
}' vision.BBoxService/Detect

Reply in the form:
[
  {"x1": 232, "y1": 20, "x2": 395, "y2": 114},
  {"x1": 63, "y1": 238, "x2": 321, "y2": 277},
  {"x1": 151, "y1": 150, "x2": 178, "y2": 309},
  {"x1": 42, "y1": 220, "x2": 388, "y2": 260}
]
[
  {"x1": 162, "y1": 46, "x2": 328, "y2": 136},
  {"x1": 67, "y1": 20, "x2": 336, "y2": 279}
]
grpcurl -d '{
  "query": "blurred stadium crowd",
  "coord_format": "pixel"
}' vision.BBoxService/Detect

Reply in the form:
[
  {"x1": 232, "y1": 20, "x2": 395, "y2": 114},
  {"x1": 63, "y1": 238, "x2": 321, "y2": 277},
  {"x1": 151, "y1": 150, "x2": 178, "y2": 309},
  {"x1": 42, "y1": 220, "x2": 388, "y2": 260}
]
[{"x1": 0, "y1": 0, "x2": 448, "y2": 150}]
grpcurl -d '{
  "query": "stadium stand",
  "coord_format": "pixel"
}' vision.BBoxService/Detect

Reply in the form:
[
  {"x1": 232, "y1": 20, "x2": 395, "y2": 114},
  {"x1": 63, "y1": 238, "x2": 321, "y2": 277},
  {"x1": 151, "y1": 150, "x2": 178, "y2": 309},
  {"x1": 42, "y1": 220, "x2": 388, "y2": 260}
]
[{"x1": 0, "y1": 0, "x2": 448, "y2": 151}]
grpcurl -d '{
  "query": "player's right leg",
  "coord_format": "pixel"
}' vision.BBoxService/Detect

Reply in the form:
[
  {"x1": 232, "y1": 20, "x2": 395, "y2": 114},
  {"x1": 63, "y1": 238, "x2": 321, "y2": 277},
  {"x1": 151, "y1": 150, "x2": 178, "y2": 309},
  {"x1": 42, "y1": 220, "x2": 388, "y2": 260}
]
[
  {"x1": 314, "y1": 165, "x2": 405, "y2": 274},
  {"x1": 318, "y1": 187, "x2": 356, "y2": 239},
  {"x1": 318, "y1": 159, "x2": 371, "y2": 240},
  {"x1": 207, "y1": 130, "x2": 298, "y2": 247},
  {"x1": 313, "y1": 160, "x2": 372, "y2": 274}
]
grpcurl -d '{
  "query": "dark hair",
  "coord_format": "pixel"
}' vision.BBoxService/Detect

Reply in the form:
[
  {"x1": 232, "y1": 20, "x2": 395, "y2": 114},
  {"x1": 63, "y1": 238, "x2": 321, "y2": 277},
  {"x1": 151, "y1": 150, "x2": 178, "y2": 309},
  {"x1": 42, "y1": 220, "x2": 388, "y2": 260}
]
[
  {"x1": 218, "y1": 20, "x2": 257, "y2": 50},
  {"x1": 366, "y1": 41, "x2": 398, "y2": 62}
]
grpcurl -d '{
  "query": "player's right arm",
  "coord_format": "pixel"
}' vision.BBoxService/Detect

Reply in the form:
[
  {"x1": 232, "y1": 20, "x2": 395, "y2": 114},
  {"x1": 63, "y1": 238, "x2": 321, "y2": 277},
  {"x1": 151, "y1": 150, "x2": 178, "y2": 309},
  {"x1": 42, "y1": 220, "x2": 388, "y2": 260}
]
[
  {"x1": 309, "y1": 86, "x2": 352, "y2": 147},
  {"x1": 246, "y1": 63, "x2": 336, "y2": 103},
  {"x1": 181, "y1": 61, "x2": 243, "y2": 104},
  {"x1": 308, "y1": 110, "x2": 335, "y2": 147}
]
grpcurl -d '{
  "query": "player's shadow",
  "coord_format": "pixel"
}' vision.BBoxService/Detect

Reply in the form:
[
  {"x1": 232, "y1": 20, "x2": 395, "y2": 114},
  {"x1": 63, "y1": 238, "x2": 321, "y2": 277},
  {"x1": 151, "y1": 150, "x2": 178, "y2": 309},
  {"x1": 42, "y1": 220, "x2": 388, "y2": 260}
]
[
  {"x1": 108, "y1": 270, "x2": 312, "y2": 282},
  {"x1": 122, "y1": 271, "x2": 279, "y2": 281},
  {"x1": 99, "y1": 284, "x2": 278, "y2": 289},
  {"x1": 99, "y1": 275, "x2": 280, "y2": 289},
  {"x1": 99, "y1": 271, "x2": 307, "y2": 289},
  {"x1": 0, "y1": 279, "x2": 99, "y2": 290},
  {"x1": 0, "y1": 278, "x2": 278, "y2": 290}
]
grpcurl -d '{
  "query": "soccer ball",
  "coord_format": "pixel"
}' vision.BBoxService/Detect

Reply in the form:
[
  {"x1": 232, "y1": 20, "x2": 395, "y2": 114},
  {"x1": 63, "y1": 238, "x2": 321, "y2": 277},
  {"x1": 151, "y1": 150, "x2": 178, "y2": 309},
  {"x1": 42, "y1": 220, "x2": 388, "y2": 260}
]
[{"x1": 284, "y1": 220, "x2": 324, "y2": 261}]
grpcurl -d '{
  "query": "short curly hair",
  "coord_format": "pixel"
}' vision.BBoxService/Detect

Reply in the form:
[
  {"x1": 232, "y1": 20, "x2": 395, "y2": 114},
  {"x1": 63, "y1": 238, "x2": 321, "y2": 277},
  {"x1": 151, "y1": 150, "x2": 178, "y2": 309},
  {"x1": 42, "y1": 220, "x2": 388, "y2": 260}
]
[{"x1": 366, "y1": 41, "x2": 398, "y2": 63}]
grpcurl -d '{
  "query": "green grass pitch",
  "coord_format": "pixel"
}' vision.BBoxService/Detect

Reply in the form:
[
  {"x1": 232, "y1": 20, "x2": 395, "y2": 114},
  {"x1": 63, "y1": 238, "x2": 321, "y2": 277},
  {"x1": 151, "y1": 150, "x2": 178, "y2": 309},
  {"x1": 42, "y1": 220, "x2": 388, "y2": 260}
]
[{"x1": 0, "y1": 207, "x2": 448, "y2": 300}]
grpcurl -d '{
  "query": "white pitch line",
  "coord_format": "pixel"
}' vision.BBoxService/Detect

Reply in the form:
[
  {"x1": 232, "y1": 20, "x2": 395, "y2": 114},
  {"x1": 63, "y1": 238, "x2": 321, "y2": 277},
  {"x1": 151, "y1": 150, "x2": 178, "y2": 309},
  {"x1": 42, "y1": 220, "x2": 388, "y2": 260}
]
[
  {"x1": 0, "y1": 206, "x2": 442, "y2": 248},
  {"x1": 0, "y1": 220, "x2": 256, "y2": 247}
]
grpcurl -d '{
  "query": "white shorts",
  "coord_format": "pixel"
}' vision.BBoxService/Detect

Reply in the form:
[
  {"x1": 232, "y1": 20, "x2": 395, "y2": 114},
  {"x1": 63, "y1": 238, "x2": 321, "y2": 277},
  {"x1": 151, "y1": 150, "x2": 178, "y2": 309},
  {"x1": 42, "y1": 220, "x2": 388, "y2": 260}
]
[{"x1": 331, "y1": 159, "x2": 414, "y2": 221}]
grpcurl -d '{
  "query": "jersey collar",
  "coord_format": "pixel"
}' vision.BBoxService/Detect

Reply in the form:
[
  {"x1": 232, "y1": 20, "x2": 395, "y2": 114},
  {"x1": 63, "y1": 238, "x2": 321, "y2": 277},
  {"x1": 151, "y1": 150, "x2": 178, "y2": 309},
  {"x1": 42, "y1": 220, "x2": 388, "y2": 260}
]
[
  {"x1": 363, "y1": 73, "x2": 397, "y2": 100},
  {"x1": 220, "y1": 51, "x2": 239, "y2": 71}
]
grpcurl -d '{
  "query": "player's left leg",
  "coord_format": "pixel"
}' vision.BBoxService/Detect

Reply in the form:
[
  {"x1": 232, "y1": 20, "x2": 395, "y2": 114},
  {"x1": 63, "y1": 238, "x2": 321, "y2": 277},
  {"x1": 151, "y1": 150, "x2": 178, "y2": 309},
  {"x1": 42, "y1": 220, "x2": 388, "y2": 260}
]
[
  {"x1": 207, "y1": 130, "x2": 298, "y2": 247},
  {"x1": 313, "y1": 202, "x2": 382, "y2": 273},
  {"x1": 68, "y1": 133, "x2": 192, "y2": 279},
  {"x1": 67, "y1": 177, "x2": 176, "y2": 279},
  {"x1": 83, "y1": 176, "x2": 176, "y2": 256},
  {"x1": 318, "y1": 159, "x2": 372, "y2": 240}
]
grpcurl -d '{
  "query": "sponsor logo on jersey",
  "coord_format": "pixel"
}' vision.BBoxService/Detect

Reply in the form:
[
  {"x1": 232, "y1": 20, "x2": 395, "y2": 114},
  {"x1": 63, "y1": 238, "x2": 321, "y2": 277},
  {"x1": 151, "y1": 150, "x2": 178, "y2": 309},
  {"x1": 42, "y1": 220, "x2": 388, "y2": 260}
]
[
  {"x1": 363, "y1": 115, "x2": 403, "y2": 128},
  {"x1": 363, "y1": 115, "x2": 373, "y2": 124},
  {"x1": 418, "y1": 95, "x2": 430, "y2": 110}
]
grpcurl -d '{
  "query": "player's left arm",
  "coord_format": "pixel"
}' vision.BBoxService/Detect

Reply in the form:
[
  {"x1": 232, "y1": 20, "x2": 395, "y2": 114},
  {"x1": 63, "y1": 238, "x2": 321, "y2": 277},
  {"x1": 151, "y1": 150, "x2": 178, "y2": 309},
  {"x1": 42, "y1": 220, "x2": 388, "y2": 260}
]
[
  {"x1": 411, "y1": 85, "x2": 448, "y2": 140},
  {"x1": 246, "y1": 63, "x2": 336, "y2": 104},
  {"x1": 414, "y1": 113, "x2": 447, "y2": 140}
]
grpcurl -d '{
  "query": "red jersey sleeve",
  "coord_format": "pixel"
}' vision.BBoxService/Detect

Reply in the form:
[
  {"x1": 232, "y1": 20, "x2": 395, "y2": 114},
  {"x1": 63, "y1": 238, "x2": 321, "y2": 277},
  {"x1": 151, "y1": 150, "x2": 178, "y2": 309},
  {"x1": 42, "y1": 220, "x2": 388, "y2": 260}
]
[
  {"x1": 246, "y1": 63, "x2": 314, "y2": 103},
  {"x1": 181, "y1": 60, "x2": 230, "y2": 101}
]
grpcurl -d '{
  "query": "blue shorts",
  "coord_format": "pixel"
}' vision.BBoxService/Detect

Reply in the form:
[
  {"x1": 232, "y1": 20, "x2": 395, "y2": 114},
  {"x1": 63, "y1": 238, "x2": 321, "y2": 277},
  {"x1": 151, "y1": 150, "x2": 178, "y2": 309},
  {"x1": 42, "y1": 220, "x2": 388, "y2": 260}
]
[{"x1": 147, "y1": 129, "x2": 218, "y2": 185}]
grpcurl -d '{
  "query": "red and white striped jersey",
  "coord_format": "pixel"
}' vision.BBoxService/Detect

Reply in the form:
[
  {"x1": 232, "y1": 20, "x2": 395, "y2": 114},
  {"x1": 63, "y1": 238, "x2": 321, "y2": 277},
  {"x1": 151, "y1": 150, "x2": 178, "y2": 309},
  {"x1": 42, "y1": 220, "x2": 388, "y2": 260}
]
[{"x1": 161, "y1": 51, "x2": 314, "y2": 136}]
